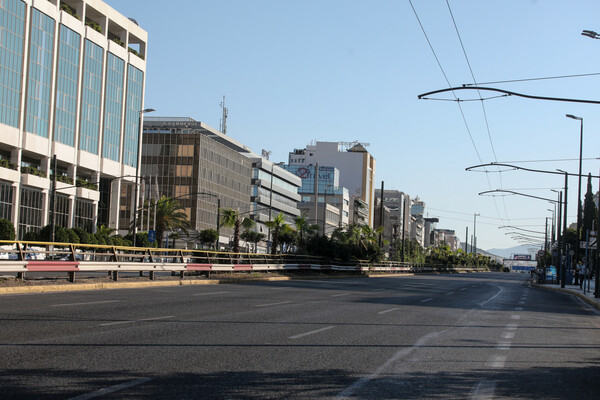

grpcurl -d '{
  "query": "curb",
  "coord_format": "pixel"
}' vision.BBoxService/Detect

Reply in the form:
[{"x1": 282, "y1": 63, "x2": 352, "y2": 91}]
[{"x1": 532, "y1": 281, "x2": 600, "y2": 311}]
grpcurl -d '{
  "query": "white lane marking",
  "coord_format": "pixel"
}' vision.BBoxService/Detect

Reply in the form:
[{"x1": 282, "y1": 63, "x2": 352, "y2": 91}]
[
  {"x1": 515, "y1": 307, "x2": 523, "y2": 311},
  {"x1": 331, "y1": 293, "x2": 351, "y2": 297},
  {"x1": 502, "y1": 331, "x2": 515, "y2": 339},
  {"x1": 373, "y1": 288, "x2": 386, "y2": 291},
  {"x1": 337, "y1": 329, "x2": 447, "y2": 398},
  {"x1": 506, "y1": 323, "x2": 518, "y2": 330},
  {"x1": 289, "y1": 325, "x2": 334, "y2": 339},
  {"x1": 193, "y1": 291, "x2": 230, "y2": 296},
  {"x1": 469, "y1": 380, "x2": 496, "y2": 400},
  {"x1": 486, "y1": 355, "x2": 507, "y2": 368},
  {"x1": 479, "y1": 285, "x2": 504, "y2": 307},
  {"x1": 67, "y1": 377, "x2": 151, "y2": 400},
  {"x1": 99, "y1": 316, "x2": 174, "y2": 326},
  {"x1": 377, "y1": 308, "x2": 400, "y2": 315},
  {"x1": 51, "y1": 300, "x2": 121, "y2": 307},
  {"x1": 460, "y1": 288, "x2": 467, "y2": 291},
  {"x1": 518, "y1": 301, "x2": 525, "y2": 305},
  {"x1": 445, "y1": 292, "x2": 455, "y2": 296},
  {"x1": 255, "y1": 301, "x2": 292, "y2": 307},
  {"x1": 497, "y1": 341, "x2": 511, "y2": 350},
  {"x1": 511, "y1": 315, "x2": 521, "y2": 320},
  {"x1": 420, "y1": 298, "x2": 433, "y2": 303}
]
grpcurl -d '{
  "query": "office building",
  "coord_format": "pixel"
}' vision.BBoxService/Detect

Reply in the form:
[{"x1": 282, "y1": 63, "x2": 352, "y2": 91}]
[
  {"x1": 0, "y1": 0, "x2": 148, "y2": 238},
  {"x1": 142, "y1": 117, "x2": 252, "y2": 248},
  {"x1": 288, "y1": 141, "x2": 375, "y2": 227},
  {"x1": 284, "y1": 164, "x2": 349, "y2": 235}
]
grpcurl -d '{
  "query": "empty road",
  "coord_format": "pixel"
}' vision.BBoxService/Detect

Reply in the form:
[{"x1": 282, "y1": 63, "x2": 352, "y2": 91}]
[{"x1": 1, "y1": 272, "x2": 599, "y2": 399}]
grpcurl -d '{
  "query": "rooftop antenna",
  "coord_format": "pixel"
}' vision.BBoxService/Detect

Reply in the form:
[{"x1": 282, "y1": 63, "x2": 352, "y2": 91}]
[{"x1": 219, "y1": 96, "x2": 228, "y2": 135}]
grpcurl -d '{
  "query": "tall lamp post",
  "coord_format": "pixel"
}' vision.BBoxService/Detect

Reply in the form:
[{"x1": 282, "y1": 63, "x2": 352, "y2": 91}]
[
  {"x1": 566, "y1": 114, "x2": 583, "y2": 265},
  {"x1": 133, "y1": 108, "x2": 155, "y2": 247}
]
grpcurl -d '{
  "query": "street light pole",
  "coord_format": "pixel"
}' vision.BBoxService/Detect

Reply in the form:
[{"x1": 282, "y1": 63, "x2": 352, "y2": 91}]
[
  {"x1": 473, "y1": 213, "x2": 480, "y2": 254},
  {"x1": 566, "y1": 114, "x2": 583, "y2": 265},
  {"x1": 132, "y1": 108, "x2": 155, "y2": 247},
  {"x1": 560, "y1": 171, "x2": 568, "y2": 289}
]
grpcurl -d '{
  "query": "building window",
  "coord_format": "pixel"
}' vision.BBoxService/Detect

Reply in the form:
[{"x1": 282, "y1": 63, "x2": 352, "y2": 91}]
[
  {"x1": 80, "y1": 39, "x2": 103, "y2": 154},
  {"x1": 0, "y1": 0, "x2": 26, "y2": 128},
  {"x1": 0, "y1": 180, "x2": 14, "y2": 220},
  {"x1": 54, "y1": 193, "x2": 70, "y2": 228},
  {"x1": 102, "y1": 53, "x2": 125, "y2": 162},
  {"x1": 74, "y1": 199, "x2": 94, "y2": 232},
  {"x1": 25, "y1": 8, "x2": 55, "y2": 138},
  {"x1": 123, "y1": 65, "x2": 144, "y2": 167},
  {"x1": 19, "y1": 187, "x2": 43, "y2": 238},
  {"x1": 54, "y1": 25, "x2": 80, "y2": 147}
]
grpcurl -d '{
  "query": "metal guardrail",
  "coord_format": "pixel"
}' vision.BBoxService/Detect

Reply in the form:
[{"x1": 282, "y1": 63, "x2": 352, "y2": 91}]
[{"x1": 0, "y1": 240, "x2": 488, "y2": 282}]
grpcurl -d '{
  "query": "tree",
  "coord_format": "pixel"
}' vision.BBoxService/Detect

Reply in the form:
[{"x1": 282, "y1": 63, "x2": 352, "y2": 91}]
[
  {"x1": 198, "y1": 229, "x2": 219, "y2": 249},
  {"x1": 220, "y1": 208, "x2": 255, "y2": 253},
  {"x1": 582, "y1": 173, "x2": 597, "y2": 238},
  {"x1": 277, "y1": 225, "x2": 297, "y2": 253},
  {"x1": 153, "y1": 196, "x2": 190, "y2": 248},
  {"x1": 0, "y1": 218, "x2": 15, "y2": 240},
  {"x1": 240, "y1": 230, "x2": 266, "y2": 253},
  {"x1": 266, "y1": 213, "x2": 286, "y2": 254}
]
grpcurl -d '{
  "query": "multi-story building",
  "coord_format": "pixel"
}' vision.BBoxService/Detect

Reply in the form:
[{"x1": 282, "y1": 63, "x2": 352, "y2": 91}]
[
  {"x1": 374, "y1": 189, "x2": 410, "y2": 244},
  {"x1": 250, "y1": 157, "x2": 302, "y2": 245},
  {"x1": 142, "y1": 117, "x2": 252, "y2": 248},
  {"x1": 288, "y1": 141, "x2": 376, "y2": 227},
  {"x1": 284, "y1": 164, "x2": 349, "y2": 235},
  {"x1": 0, "y1": 0, "x2": 148, "y2": 238},
  {"x1": 432, "y1": 229, "x2": 459, "y2": 251}
]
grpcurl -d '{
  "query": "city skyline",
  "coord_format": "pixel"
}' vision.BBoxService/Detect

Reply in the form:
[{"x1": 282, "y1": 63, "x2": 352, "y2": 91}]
[{"x1": 106, "y1": 0, "x2": 600, "y2": 251}]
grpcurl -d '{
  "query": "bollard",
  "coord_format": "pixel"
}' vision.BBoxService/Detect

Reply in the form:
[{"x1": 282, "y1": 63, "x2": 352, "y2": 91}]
[
  {"x1": 112, "y1": 271, "x2": 118, "y2": 281},
  {"x1": 68, "y1": 271, "x2": 76, "y2": 283},
  {"x1": 149, "y1": 271, "x2": 155, "y2": 280},
  {"x1": 179, "y1": 271, "x2": 185, "y2": 279}
]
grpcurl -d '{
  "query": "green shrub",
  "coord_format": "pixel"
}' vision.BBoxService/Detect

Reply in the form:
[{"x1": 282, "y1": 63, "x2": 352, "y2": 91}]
[
  {"x1": 65, "y1": 228, "x2": 80, "y2": 244},
  {"x1": 23, "y1": 231, "x2": 38, "y2": 242},
  {"x1": 72, "y1": 227, "x2": 91, "y2": 244},
  {"x1": 0, "y1": 218, "x2": 16, "y2": 240}
]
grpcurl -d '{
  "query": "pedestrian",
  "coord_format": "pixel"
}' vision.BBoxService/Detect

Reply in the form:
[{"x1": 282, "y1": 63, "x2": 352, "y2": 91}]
[
  {"x1": 579, "y1": 263, "x2": 586, "y2": 289},
  {"x1": 574, "y1": 264, "x2": 580, "y2": 286}
]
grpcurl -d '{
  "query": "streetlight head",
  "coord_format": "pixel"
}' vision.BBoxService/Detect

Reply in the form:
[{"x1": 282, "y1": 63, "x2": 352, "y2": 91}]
[
  {"x1": 582, "y1": 30, "x2": 599, "y2": 39},
  {"x1": 565, "y1": 114, "x2": 582, "y2": 120},
  {"x1": 140, "y1": 108, "x2": 155, "y2": 113}
]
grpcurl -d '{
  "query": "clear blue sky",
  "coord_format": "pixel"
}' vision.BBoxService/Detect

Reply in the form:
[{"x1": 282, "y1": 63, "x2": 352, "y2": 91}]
[{"x1": 107, "y1": 0, "x2": 600, "y2": 252}]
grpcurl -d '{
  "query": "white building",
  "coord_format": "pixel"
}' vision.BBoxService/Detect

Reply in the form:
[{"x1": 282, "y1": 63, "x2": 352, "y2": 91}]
[
  {"x1": 288, "y1": 141, "x2": 376, "y2": 227},
  {"x1": 0, "y1": 0, "x2": 148, "y2": 237}
]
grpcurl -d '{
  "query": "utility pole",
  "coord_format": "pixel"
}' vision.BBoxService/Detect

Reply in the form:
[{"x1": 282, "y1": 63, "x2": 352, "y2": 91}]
[
  {"x1": 50, "y1": 155, "x2": 57, "y2": 242},
  {"x1": 378, "y1": 181, "x2": 384, "y2": 247}
]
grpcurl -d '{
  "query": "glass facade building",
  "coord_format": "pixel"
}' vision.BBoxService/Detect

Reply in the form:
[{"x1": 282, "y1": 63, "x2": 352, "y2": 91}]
[{"x1": 0, "y1": 0, "x2": 148, "y2": 238}]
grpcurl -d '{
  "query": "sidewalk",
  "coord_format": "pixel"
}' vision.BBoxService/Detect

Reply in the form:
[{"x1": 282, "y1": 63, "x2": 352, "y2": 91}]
[{"x1": 533, "y1": 277, "x2": 600, "y2": 311}]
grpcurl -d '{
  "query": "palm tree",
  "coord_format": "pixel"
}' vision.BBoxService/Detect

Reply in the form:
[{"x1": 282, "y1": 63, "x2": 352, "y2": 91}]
[
  {"x1": 293, "y1": 216, "x2": 318, "y2": 241},
  {"x1": 266, "y1": 213, "x2": 286, "y2": 254},
  {"x1": 221, "y1": 208, "x2": 255, "y2": 253},
  {"x1": 154, "y1": 195, "x2": 190, "y2": 248}
]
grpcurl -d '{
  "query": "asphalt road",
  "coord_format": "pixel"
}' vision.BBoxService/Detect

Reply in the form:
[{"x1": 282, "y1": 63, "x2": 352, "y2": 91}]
[{"x1": 1, "y1": 272, "x2": 599, "y2": 399}]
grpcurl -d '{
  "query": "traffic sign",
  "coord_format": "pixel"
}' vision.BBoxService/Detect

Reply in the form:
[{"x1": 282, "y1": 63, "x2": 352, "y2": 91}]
[
  {"x1": 148, "y1": 230, "x2": 156, "y2": 242},
  {"x1": 537, "y1": 250, "x2": 545, "y2": 257},
  {"x1": 580, "y1": 240, "x2": 597, "y2": 250}
]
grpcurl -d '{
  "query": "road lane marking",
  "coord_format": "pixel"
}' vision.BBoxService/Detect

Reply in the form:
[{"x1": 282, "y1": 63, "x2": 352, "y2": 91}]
[
  {"x1": 337, "y1": 329, "x2": 447, "y2": 398},
  {"x1": 506, "y1": 323, "x2": 518, "y2": 330},
  {"x1": 99, "y1": 316, "x2": 175, "y2": 326},
  {"x1": 51, "y1": 300, "x2": 121, "y2": 307},
  {"x1": 515, "y1": 307, "x2": 523, "y2": 311},
  {"x1": 479, "y1": 285, "x2": 504, "y2": 307},
  {"x1": 497, "y1": 341, "x2": 511, "y2": 350},
  {"x1": 255, "y1": 301, "x2": 292, "y2": 307},
  {"x1": 469, "y1": 380, "x2": 496, "y2": 400},
  {"x1": 511, "y1": 315, "x2": 521, "y2": 320},
  {"x1": 518, "y1": 301, "x2": 525, "y2": 305},
  {"x1": 289, "y1": 325, "x2": 334, "y2": 339},
  {"x1": 377, "y1": 308, "x2": 400, "y2": 315},
  {"x1": 67, "y1": 377, "x2": 151, "y2": 400},
  {"x1": 420, "y1": 298, "x2": 433, "y2": 303},
  {"x1": 193, "y1": 291, "x2": 230, "y2": 296},
  {"x1": 373, "y1": 288, "x2": 386, "y2": 291},
  {"x1": 486, "y1": 355, "x2": 506, "y2": 368},
  {"x1": 331, "y1": 293, "x2": 351, "y2": 297},
  {"x1": 502, "y1": 331, "x2": 515, "y2": 339},
  {"x1": 460, "y1": 288, "x2": 467, "y2": 291},
  {"x1": 445, "y1": 292, "x2": 455, "y2": 296}
]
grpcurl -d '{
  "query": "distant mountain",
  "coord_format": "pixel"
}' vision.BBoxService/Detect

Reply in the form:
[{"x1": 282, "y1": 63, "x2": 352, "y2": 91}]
[{"x1": 485, "y1": 244, "x2": 543, "y2": 259}]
